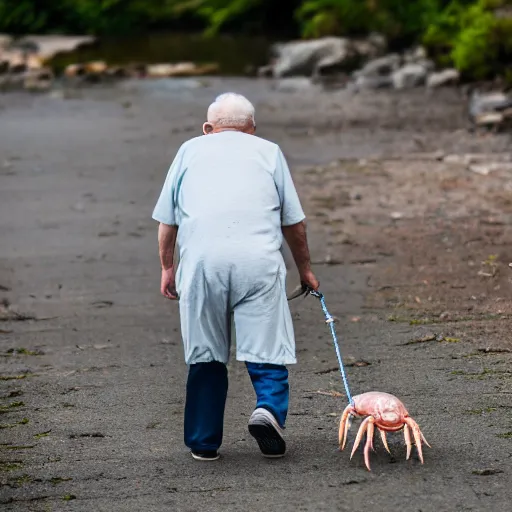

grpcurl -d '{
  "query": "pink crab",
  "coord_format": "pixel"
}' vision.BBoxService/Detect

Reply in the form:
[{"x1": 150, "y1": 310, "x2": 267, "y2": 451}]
[{"x1": 338, "y1": 391, "x2": 431, "y2": 471}]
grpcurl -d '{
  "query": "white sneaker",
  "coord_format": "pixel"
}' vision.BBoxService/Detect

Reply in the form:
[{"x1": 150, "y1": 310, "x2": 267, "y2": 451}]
[{"x1": 248, "y1": 408, "x2": 286, "y2": 458}]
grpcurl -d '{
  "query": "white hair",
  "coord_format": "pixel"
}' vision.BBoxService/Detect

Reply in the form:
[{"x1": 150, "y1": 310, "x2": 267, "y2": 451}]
[{"x1": 207, "y1": 92, "x2": 255, "y2": 128}]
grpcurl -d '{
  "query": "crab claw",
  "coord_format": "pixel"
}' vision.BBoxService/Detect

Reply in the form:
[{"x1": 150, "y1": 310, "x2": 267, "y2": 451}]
[
  {"x1": 338, "y1": 405, "x2": 354, "y2": 450},
  {"x1": 350, "y1": 417, "x2": 375, "y2": 471},
  {"x1": 405, "y1": 417, "x2": 430, "y2": 464},
  {"x1": 379, "y1": 429, "x2": 391, "y2": 455}
]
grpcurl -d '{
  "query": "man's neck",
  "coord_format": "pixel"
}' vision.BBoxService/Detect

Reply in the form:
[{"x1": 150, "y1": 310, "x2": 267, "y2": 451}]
[{"x1": 211, "y1": 125, "x2": 255, "y2": 135}]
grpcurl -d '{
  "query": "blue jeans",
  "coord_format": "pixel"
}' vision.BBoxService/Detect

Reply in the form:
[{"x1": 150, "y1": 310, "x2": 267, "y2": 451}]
[{"x1": 184, "y1": 361, "x2": 289, "y2": 452}]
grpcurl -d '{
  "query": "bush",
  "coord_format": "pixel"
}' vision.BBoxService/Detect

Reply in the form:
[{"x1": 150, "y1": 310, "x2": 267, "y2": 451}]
[
  {"x1": 295, "y1": 0, "x2": 443, "y2": 46},
  {"x1": 424, "y1": 0, "x2": 512, "y2": 80}
]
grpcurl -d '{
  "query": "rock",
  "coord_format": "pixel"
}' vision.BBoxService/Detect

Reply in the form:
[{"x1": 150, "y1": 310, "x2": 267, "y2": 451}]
[
  {"x1": 23, "y1": 68, "x2": 54, "y2": 91},
  {"x1": 355, "y1": 53, "x2": 401, "y2": 78},
  {"x1": 474, "y1": 112, "x2": 504, "y2": 126},
  {"x1": 415, "y1": 58, "x2": 436, "y2": 73},
  {"x1": 427, "y1": 69, "x2": 460, "y2": 88},
  {"x1": 145, "y1": 62, "x2": 218, "y2": 78},
  {"x1": 0, "y1": 58, "x2": 9, "y2": 75},
  {"x1": 269, "y1": 37, "x2": 361, "y2": 78},
  {"x1": 351, "y1": 32, "x2": 388, "y2": 60},
  {"x1": 172, "y1": 62, "x2": 219, "y2": 76},
  {"x1": 354, "y1": 75, "x2": 393, "y2": 90},
  {"x1": 444, "y1": 153, "x2": 512, "y2": 165},
  {"x1": 0, "y1": 34, "x2": 12, "y2": 50},
  {"x1": 273, "y1": 77, "x2": 318, "y2": 92},
  {"x1": 85, "y1": 61, "x2": 107, "y2": 74},
  {"x1": 403, "y1": 46, "x2": 427, "y2": 64},
  {"x1": 392, "y1": 63, "x2": 429, "y2": 89},
  {"x1": 469, "y1": 162, "x2": 512, "y2": 175},
  {"x1": 9, "y1": 35, "x2": 95, "y2": 60},
  {"x1": 64, "y1": 63, "x2": 85, "y2": 77},
  {"x1": 257, "y1": 64, "x2": 274, "y2": 78},
  {"x1": 469, "y1": 90, "x2": 512, "y2": 122},
  {"x1": 146, "y1": 63, "x2": 191, "y2": 77}
]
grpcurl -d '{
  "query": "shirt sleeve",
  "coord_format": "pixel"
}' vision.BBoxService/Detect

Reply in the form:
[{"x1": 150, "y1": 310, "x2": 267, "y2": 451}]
[
  {"x1": 274, "y1": 146, "x2": 306, "y2": 226},
  {"x1": 152, "y1": 145, "x2": 185, "y2": 226}
]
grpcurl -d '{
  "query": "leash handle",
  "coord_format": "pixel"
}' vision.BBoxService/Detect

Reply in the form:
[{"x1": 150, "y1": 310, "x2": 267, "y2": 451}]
[{"x1": 307, "y1": 288, "x2": 355, "y2": 406}]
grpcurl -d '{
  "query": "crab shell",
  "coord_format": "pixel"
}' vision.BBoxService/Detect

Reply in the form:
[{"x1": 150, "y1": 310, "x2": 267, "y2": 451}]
[
  {"x1": 351, "y1": 391, "x2": 409, "y2": 432},
  {"x1": 339, "y1": 391, "x2": 430, "y2": 471}
]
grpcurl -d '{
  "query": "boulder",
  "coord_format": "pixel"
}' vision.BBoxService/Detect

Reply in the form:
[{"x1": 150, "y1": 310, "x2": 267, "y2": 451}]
[
  {"x1": 351, "y1": 32, "x2": 388, "y2": 60},
  {"x1": 415, "y1": 58, "x2": 436, "y2": 73},
  {"x1": 23, "y1": 68, "x2": 54, "y2": 91},
  {"x1": 0, "y1": 34, "x2": 12, "y2": 50},
  {"x1": 354, "y1": 74, "x2": 393, "y2": 90},
  {"x1": 403, "y1": 46, "x2": 428, "y2": 64},
  {"x1": 474, "y1": 112, "x2": 504, "y2": 126},
  {"x1": 392, "y1": 63, "x2": 429, "y2": 89},
  {"x1": 469, "y1": 90, "x2": 512, "y2": 124},
  {"x1": 145, "y1": 62, "x2": 218, "y2": 78},
  {"x1": 355, "y1": 53, "x2": 401, "y2": 78},
  {"x1": 269, "y1": 37, "x2": 361, "y2": 78},
  {"x1": 427, "y1": 69, "x2": 460, "y2": 88},
  {"x1": 85, "y1": 61, "x2": 107, "y2": 74},
  {"x1": 9, "y1": 35, "x2": 95, "y2": 60}
]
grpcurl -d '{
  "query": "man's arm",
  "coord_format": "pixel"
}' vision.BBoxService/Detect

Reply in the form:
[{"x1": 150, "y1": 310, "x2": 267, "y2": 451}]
[
  {"x1": 158, "y1": 223, "x2": 178, "y2": 299},
  {"x1": 282, "y1": 220, "x2": 319, "y2": 290}
]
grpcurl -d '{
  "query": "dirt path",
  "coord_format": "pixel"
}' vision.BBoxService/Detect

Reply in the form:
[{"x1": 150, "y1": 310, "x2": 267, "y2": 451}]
[{"x1": 1, "y1": 79, "x2": 511, "y2": 511}]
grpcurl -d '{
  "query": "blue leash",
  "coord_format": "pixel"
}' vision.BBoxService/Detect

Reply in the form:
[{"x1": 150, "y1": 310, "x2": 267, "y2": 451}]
[{"x1": 308, "y1": 289, "x2": 355, "y2": 406}]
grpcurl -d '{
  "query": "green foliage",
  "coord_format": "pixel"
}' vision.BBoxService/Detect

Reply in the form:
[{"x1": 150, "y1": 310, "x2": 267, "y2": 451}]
[
  {"x1": 173, "y1": 0, "x2": 262, "y2": 36},
  {"x1": 0, "y1": 0, "x2": 510, "y2": 80},
  {"x1": 424, "y1": 0, "x2": 512, "y2": 79},
  {"x1": 0, "y1": 0, "x2": 194, "y2": 35},
  {"x1": 295, "y1": 0, "x2": 443, "y2": 43}
]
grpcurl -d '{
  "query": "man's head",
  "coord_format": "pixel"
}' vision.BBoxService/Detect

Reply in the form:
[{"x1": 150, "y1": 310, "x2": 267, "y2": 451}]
[{"x1": 203, "y1": 92, "x2": 256, "y2": 135}]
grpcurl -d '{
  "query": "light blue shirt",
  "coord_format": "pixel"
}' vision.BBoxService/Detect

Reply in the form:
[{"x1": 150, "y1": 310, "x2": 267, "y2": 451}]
[
  {"x1": 152, "y1": 130, "x2": 304, "y2": 365},
  {"x1": 152, "y1": 131, "x2": 305, "y2": 264}
]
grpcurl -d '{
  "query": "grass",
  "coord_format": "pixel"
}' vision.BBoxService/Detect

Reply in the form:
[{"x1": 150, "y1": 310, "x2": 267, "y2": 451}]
[
  {"x1": 0, "y1": 417, "x2": 29, "y2": 429},
  {"x1": 0, "y1": 444, "x2": 35, "y2": 450},
  {"x1": 2, "y1": 347, "x2": 44, "y2": 356},
  {"x1": 0, "y1": 401, "x2": 24, "y2": 413},
  {"x1": 49, "y1": 477, "x2": 73, "y2": 485},
  {"x1": 388, "y1": 312, "x2": 512, "y2": 325},
  {"x1": 496, "y1": 432, "x2": 512, "y2": 439},
  {"x1": 34, "y1": 430, "x2": 51, "y2": 439},
  {"x1": 0, "y1": 373, "x2": 32, "y2": 381},
  {"x1": 450, "y1": 368, "x2": 512, "y2": 380},
  {"x1": 466, "y1": 407, "x2": 497, "y2": 414},
  {"x1": 0, "y1": 461, "x2": 23, "y2": 472}
]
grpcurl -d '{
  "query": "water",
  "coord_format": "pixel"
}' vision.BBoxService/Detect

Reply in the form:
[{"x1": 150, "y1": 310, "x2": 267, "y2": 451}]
[{"x1": 49, "y1": 32, "x2": 275, "y2": 76}]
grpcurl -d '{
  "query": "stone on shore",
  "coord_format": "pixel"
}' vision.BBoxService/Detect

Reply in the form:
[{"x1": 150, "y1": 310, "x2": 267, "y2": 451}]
[{"x1": 427, "y1": 69, "x2": 460, "y2": 88}]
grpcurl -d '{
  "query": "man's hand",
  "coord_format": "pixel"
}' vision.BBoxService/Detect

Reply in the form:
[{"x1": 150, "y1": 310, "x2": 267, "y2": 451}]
[
  {"x1": 161, "y1": 267, "x2": 178, "y2": 300},
  {"x1": 282, "y1": 220, "x2": 320, "y2": 291},
  {"x1": 300, "y1": 268, "x2": 320, "y2": 291},
  {"x1": 158, "y1": 223, "x2": 179, "y2": 299}
]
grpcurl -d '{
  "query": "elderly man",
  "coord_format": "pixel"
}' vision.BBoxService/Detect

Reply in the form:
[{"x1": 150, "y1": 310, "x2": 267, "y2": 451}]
[{"x1": 152, "y1": 92, "x2": 318, "y2": 461}]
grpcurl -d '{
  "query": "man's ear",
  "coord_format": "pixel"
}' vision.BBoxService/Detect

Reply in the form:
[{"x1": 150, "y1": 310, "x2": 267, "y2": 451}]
[{"x1": 203, "y1": 122, "x2": 213, "y2": 135}]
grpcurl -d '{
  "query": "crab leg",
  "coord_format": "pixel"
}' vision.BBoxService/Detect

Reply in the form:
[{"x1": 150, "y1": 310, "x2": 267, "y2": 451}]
[
  {"x1": 338, "y1": 405, "x2": 353, "y2": 450},
  {"x1": 379, "y1": 428, "x2": 391, "y2": 454},
  {"x1": 364, "y1": 418, "x2": 375, "y2": 471},
  {"x1": 420, "y1": 430, "x2": 431, "y2": 448},
  {"x1": 405, "y1": 417, "x2": 425, "y2": 464},
  {"x1": 403, "y1": 423, "x2": 412, "y2": 460},
  {"x1": 342, "y1": 413, "x2": 353, "y2": 451},
  {"x1": 350, "y1": 416, "x2": 370, "y2": 460}
]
